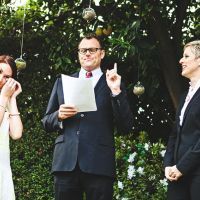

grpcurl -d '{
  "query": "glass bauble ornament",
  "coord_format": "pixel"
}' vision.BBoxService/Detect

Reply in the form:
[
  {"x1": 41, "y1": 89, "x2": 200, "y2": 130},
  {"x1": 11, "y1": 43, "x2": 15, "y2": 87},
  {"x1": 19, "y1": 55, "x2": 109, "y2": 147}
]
[
  {"x1": 82, "y1": 7, "x2": 96, "y2": 22},
  {"x1": 133, "y1": 81, "x2": 145, "y2": 96},
  {"x1": 95, "y1": 27, "x2": 103, "y2": 36},
  {"x1": 15, "y1": 57, "x2": 26, "y2": 70},
  {"x1": 102, "y1": 25, "x2": 112, "y2": 36}
]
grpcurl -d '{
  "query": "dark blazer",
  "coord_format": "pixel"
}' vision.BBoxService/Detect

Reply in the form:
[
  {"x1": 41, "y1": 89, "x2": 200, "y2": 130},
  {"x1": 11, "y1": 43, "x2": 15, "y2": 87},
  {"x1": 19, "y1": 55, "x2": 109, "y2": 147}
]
[
  {"x1": 42, "y1": 72, "x2": 133, "y2": 178},
  {"x1": 164, "y1": 88, "x2": 200, "y2": 175}
]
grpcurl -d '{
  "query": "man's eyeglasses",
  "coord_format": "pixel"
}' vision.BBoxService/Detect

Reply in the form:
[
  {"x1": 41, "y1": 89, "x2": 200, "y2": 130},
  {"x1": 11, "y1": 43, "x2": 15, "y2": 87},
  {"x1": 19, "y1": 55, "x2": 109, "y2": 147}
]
[{"x1": 78, "y1": 48, "x2": 102, "y2": 55}]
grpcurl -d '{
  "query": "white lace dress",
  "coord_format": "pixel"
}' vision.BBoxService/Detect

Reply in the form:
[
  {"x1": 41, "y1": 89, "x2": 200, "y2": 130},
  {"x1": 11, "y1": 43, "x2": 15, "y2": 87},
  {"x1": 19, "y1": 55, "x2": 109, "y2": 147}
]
[{"x1": 0, "y1": 112, "x2": 15, "y2": 200}]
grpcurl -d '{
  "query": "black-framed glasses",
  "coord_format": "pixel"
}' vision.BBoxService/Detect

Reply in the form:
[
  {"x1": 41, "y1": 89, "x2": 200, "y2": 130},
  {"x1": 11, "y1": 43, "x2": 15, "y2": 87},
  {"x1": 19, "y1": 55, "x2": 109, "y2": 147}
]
[{"x1": 78, "y1": 48, "x2": 102, "y2": 55}]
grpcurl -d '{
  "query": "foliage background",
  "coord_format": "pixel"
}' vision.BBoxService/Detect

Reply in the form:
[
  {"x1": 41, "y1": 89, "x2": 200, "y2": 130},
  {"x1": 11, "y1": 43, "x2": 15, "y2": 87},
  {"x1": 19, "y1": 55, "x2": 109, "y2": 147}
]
[
  {"x1": 0, "y1": 0, "x2": 199, "y2": 199},
  {"x1": 114, "y1": 132, "x2": 167, "y2": 200}
]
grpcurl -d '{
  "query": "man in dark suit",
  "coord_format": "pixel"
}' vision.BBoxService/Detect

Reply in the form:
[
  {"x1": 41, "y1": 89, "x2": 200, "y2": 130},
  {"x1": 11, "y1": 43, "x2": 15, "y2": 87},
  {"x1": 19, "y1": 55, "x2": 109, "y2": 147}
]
[
  {"x1": 164, "y1": 40, "x2": 200, "y2": 200},
  {"x1": 42, "y1": 33, "x2": 133, "y2": 200}
]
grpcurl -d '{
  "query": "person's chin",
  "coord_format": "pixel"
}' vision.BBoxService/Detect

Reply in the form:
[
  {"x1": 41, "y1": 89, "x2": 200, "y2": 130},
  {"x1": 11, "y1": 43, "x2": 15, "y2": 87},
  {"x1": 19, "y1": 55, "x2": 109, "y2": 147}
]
[
  {"x1": 181, "y1": 71, "x2": 189, "y2": 79},
  {"x1": 83, "y1": 66, "x2": 93, "y2": 71}
]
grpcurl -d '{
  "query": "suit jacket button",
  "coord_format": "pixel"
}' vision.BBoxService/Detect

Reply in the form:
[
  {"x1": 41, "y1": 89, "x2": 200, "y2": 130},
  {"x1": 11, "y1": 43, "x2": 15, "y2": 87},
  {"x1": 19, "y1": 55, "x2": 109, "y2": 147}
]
[
  {"x1": 80, "y1": 114, "x2": 84, "y2": 117},
  {"x1": 77, "y1": 131, "x2": 80, "y2": 135}
]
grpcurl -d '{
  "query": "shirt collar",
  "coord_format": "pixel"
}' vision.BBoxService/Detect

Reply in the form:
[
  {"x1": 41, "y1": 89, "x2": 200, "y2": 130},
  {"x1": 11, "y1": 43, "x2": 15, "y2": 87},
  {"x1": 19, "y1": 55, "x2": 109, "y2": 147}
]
[
  {"x1": 79, "y1": 67, "x2": 102, "y2": 78},
  {"x1": 188, "y1": 79, "x2": 200, "y2": 93}
]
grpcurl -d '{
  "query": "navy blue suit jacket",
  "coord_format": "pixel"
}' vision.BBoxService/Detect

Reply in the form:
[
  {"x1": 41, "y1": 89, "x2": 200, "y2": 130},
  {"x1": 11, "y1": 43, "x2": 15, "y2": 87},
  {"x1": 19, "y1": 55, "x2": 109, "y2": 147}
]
[
  {"x1": 164, "y1": 88, "x2": 200, "y2": 175},
  {"x1": 42, "y1": 72, "x2": 133, "y2": 178}
]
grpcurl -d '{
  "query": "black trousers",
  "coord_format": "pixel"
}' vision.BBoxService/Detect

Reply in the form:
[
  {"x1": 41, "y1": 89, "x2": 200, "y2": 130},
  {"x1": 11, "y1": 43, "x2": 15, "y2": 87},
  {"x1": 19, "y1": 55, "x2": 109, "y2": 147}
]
[
  {"x1": 54, "y1": 165, "x2": 114, "y2": 200},
  {"x1": 167, "y1": 175, "x2": 200, "y2": 200}
]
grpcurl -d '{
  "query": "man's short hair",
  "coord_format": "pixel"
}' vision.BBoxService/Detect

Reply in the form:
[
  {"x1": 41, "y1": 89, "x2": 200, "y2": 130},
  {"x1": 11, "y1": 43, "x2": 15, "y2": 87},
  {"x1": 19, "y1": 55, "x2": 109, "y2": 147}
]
[{"x1": 79, "y1": 33, "x2": 104, "y2": 49}]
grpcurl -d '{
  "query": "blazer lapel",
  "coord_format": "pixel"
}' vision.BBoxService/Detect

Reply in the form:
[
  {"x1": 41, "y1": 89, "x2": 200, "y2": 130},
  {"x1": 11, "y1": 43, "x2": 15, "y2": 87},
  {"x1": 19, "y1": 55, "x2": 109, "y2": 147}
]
[
  {"x1": 174, "y1": 92, "x2": 186, "y2": 131},
  {"x1": 177, "y1": 93, "x2": 187, "y2": 115},
  {"x1": 182, "y1": 88, "x2": 200, "y2": 125},
  {"x1": 94, "y1": 74, "x2": 107, "y2": 95},
  {"x1": 71, "y1": 71, "x2": 79, "y2": 78}
]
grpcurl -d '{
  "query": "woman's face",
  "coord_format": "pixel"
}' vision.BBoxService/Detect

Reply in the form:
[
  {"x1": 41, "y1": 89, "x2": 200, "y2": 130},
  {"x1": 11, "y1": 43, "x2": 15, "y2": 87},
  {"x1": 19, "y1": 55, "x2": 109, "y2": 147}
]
[
  {"x1": 0, "y1": 63, "x2": 12, "y2": 89},
  {"x1": 179, "y1": 46, "x2": 200, "y2": 79}
]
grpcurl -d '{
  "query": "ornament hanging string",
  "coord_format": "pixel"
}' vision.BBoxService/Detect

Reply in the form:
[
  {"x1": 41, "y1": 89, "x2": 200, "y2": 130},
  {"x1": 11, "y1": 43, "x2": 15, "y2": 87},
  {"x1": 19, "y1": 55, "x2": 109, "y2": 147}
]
[
  {"x1": 20, "y1": 5, "x2": 26, "y2": 59},
  {"x1": 132, "y1": 1, "x2": 145, "y2": 97},
  {"x1": 15, "y1": 3, "x2": 27, "y2": 71},
  {"x1": 137, "y1": 55, "x2": 140, "y2": 82}
]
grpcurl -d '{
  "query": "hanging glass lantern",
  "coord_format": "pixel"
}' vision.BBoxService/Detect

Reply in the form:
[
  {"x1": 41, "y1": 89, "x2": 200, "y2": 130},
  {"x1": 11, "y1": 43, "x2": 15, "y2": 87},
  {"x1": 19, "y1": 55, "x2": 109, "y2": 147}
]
[
  {"x1": 82, "y1": 0, "x2": 96, "y2": 22},
  {"x1": 82, "y1": 7, "x2": 96, "y2": 22},
  {"x1": 15, "y1": 4, "x2": 27, "y2": 71},
  {"x1": 15, "y1": 57, "x2": 26, "y2": 70},
  {"x1": 133, "y1": 81, "x2": 145, "y2": 96}
]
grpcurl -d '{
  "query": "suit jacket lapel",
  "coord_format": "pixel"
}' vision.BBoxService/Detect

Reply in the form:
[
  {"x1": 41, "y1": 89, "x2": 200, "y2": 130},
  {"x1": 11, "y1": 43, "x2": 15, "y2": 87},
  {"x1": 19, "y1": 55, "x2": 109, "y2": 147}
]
[
  {"x1": 94, "y1": 74, "x2": 107, "y2": 95},
  {"x1": 174, "y1": 92, "x2": 186, "y2": 132},
  {"x1": 71, "y1": 71, "x2": 79, "y2": 78},
  {"x1": 182, "y1": 88, "x2": 200, "y2": 125},
  {"x1": 176, "y1": 92, "x2": 186, "y2": 123}
]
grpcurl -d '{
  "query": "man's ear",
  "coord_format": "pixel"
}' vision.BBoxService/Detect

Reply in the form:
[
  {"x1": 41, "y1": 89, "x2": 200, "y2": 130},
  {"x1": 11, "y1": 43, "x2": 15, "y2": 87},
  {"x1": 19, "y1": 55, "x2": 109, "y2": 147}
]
[{"x1": 101, "y1": 50, "x2": 105, "y2": 59}]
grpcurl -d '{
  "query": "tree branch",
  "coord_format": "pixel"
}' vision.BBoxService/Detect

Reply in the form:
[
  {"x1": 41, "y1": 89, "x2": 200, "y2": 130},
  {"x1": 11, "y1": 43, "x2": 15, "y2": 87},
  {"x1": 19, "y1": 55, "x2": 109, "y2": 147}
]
[
  {"x1": 173, "y1": 0, "x2": 191, "y2": 52},
  {"x1": 148, "y1": 9, "x2": 185, "y2": 109}
]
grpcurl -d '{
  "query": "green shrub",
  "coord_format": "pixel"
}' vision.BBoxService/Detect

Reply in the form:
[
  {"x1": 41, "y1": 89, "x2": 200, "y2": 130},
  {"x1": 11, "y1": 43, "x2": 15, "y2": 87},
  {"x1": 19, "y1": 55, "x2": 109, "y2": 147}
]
[
  {"x1": 10, "y1": 56, "x2": 58, "y2": 200},
  {"x1": 114, "y1": 131, "x2": 167, "y2": 200},
  {"x1": 11, "y1": 124, "x2": 56, "y2": 200}
]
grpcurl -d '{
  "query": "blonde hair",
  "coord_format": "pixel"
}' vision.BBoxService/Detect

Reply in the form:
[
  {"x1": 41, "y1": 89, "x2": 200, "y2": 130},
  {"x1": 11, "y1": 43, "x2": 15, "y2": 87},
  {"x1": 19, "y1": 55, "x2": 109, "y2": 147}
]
[{"x1": 184, "y1": 40, "x2": 200, "y2": 58}]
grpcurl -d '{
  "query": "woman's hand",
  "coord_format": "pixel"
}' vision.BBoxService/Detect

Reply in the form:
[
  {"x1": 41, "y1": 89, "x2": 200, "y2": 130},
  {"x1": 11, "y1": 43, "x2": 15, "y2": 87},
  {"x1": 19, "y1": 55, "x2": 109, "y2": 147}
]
[
  {"x1": 165, "y1": 166, "x2": 171, "y2": 179},
  {"x1": 1, "y1": 78, "x2": 18, "y2": 98},
  {"x1": 165, "y1": 165, "x2": 183, "y2": 181},
  {"x1": 11, "y1": 81, "x2": 22, "y2": 98}
]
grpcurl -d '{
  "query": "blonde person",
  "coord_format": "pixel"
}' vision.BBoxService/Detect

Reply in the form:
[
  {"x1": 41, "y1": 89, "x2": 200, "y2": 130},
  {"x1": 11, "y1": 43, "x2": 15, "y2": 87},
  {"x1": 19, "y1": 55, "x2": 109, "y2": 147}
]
[
  {"x1": 0, "y1": 55, "x2": 23, "y2": 200},
  {"x1": 164, "y1": 40, "x2": 200, "y2": 200}
]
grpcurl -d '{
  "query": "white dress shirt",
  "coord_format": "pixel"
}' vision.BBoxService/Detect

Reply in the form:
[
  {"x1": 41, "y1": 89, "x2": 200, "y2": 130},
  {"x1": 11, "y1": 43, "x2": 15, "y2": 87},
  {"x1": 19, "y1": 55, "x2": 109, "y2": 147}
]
[
  {"x1": 79, "y1": 67, "x2": 103, "y2": 88},
  {"x1": 179, "y1": 80, "x2": 200, "y2": 126}
]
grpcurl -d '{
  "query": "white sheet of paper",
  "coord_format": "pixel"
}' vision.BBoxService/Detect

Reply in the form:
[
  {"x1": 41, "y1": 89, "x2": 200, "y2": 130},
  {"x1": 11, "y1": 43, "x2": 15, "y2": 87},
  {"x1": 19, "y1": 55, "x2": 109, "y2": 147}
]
[{"x1": 61, "y1": 74, "x2": 97, "y2": 112}]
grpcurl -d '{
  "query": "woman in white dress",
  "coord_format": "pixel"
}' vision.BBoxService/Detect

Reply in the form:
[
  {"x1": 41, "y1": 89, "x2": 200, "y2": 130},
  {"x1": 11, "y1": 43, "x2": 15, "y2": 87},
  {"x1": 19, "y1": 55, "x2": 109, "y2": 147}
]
[{"x1": 0, "y1": 55, "x2": 23, "y2": 200}]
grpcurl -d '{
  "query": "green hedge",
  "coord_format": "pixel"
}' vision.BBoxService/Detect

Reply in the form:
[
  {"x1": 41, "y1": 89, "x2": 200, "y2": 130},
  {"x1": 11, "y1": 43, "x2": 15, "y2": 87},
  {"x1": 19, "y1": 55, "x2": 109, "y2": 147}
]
[
  {"x1": 114, "y1": 132, "x2": 167, "y2": 200},
  {"x1": 10, "y1": 56, "x2": 57, "y2": 200},
  {"x1": 11, "y1": 126, "x2": 55, "y2": 199}
]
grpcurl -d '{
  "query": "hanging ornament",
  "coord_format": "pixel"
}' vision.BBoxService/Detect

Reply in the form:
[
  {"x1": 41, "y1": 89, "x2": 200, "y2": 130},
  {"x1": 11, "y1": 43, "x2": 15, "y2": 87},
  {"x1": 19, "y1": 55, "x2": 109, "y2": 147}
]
[
  {"x1": 82, "y1": 0, "x2": 96, "y2": 22},
  {"x1": 133, "y1": 60, "x2": 145, "y2": 97},
  {"x1": 133, "y1": 81, "x2": 145, "y2": 96},
  {"x1": 82, "y1": 8, "x2": 96, "y2": 22},
  {"x1": 15, "y1": 3, "x2": 27, "y2": 71},
  {"x1": 132, "y1": 5, "x2": 145, "y2": 97},
  {"x1": 15, "y1": 57, "x2": 26, "y2": 70},
  {"x1": 95, "y1": 27, "x2": 103, "y2": 36},
  {"x1": 102, "y1": 25, "x2": 112, "y2": 36}
]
